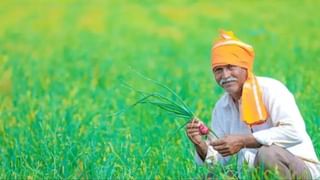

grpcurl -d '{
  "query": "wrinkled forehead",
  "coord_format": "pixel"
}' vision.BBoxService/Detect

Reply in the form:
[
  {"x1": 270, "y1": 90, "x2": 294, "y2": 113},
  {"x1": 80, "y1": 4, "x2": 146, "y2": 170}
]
[{"x1": 212, "y1": 64, "x2": 241, "y2": 71}]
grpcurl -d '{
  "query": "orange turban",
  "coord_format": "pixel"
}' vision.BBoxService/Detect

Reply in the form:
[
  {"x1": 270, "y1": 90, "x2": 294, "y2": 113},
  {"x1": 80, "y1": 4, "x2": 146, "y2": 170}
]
[{"x1": 211, "y1": 30, "x2": 268, "y2": 126}]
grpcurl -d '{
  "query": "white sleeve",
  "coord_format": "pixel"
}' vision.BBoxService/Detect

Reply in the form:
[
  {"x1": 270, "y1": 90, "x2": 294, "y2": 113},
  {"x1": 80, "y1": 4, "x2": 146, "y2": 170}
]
[
  {"x1": 194, "y1": 141, "x2": 219, "y2": 165},
  {"x1": 253, "y1": 81, "x2": 305, "y2": 148},
  {"x1": 194, "y1": 140, "x2": 230, "y2": 166}
]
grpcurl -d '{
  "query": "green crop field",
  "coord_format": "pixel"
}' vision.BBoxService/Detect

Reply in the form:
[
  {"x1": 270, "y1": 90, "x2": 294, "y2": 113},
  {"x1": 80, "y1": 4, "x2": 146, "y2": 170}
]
[{"x1": 0, "y1": 0, "x2": 319, "y2": 179}]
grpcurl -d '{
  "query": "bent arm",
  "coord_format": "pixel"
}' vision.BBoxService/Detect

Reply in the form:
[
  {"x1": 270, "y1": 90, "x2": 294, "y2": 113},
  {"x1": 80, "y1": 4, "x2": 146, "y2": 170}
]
[
  {"x1": 195, "y1": 141, "x2": 208, "y2": 161},
  {"x1": 253, "y1": 83, "x2": 305, "y2": 147},
  {"x1": 242, "y1": 134, "x2": 262, "y2": 148}
]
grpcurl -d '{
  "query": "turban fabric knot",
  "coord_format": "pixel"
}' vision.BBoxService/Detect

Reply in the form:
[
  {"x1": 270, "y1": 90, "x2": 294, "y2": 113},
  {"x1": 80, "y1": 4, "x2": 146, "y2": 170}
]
[{"x1": 211, "y1": 30, "x2": 268, "y2": 126}]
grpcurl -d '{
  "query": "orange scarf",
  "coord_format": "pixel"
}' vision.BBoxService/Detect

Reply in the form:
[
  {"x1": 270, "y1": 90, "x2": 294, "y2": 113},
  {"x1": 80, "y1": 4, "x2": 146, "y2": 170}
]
[{"x1": 211, "y1": 30, "x2": 268, "y2": 126}]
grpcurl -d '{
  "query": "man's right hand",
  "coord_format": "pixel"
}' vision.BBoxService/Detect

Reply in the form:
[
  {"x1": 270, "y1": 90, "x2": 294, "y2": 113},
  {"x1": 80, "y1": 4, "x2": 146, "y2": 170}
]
[
  {"x1": 186, "y1": 118, "x2": 204, "y2": 146},
  {"x1": 186, "y1": 118, "x2": 208, "y2": 160}
]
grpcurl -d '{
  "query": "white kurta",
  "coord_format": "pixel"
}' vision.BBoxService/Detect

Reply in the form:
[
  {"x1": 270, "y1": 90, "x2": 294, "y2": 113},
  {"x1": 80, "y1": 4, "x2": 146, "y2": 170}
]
[{"x1": 195, "y1": 77, "x2": 320, "y2": 179}]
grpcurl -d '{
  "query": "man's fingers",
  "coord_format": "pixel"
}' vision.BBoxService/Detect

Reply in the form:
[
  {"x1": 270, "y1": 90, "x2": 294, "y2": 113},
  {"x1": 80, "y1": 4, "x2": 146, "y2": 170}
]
[
  {"x1": 210, "y1": 139, "x2": 225, "y2": 146},
  {"x1": 212, "y1": 144, "x2": 227, "y2": 151},
  {"x1": 186, "y1": 124, "x2": 200, "y2": 129},
  {"x1": 187, "y1": 128, "x2": 201, "y2": 134},
  {"x1": 193, "y1": 118, "x2": 205, "y2": 125},
  {"x1": 186, "y1": 121, "x2": 200, "y2": 129},
  {"x1": 213, "y1": 147, "x2": 230, "y2": 157},
  {"x1": 186, "y1": 131, "x2": 202, "y2": 145},
  {"x1": 216, "y1": 148, "x2": 229, "y2": 153},
  {"x1": 188, "y1": 131, "x2": 201, "y2": 138}
]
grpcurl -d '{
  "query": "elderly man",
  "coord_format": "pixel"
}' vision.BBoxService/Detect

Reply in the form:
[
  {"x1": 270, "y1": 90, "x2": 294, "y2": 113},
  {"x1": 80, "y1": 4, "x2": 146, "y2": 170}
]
[{"x1": 186, "y1": 30, "x2": 320, "y2": 179}]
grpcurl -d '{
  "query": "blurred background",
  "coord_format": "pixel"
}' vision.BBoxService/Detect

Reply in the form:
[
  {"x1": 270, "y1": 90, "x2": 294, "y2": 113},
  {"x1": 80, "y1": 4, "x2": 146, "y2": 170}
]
[{"x1": 0, "y1": 0, "x2": 319, "y2": 178}]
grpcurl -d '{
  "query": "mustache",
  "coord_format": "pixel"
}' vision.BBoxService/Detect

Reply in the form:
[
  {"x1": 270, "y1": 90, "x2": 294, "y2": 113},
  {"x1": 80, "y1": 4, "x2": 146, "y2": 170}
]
[{"x1": 219, "y1": 76, "x2": 238, "y2": 85}]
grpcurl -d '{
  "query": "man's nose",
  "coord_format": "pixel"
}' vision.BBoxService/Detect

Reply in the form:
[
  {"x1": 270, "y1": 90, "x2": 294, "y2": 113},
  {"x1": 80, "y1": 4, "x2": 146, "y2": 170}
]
[{"x1": 221, "y1": 68, "x2": 231, "y2": 78}]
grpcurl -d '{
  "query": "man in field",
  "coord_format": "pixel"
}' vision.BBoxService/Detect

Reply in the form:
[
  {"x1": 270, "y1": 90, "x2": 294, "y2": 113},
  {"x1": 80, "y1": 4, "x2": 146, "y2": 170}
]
[{"x1": 186, "y1": 30, "x2": 320, "y2": 179}]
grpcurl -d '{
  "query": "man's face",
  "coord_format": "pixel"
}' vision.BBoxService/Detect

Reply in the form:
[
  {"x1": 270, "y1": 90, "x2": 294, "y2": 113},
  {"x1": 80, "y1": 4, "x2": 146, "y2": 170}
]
[{"x1": 213, "y1": 64, "x2": 247, "y2": 97}]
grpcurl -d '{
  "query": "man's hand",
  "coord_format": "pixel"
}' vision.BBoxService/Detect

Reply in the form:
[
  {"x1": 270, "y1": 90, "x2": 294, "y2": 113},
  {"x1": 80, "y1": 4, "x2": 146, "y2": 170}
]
[
  {"x1": 210, "y1": 134, "x2": 261, "y2": 157},
  {"x1": 210, "y1": 135, "x2": 245, "y2": 157},
  {"x1": 186, "y1": 118, "x2": 203, "y2": 145},
  {"x1": 186, "y1": 118, "x2": 208, "y2": 160}
]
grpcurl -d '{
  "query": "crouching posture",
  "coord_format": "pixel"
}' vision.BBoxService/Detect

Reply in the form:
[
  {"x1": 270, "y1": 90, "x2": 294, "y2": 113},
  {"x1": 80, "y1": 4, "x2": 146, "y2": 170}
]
[{"x1": 186, "y1": 30, "x2": 320, "y2": 179}]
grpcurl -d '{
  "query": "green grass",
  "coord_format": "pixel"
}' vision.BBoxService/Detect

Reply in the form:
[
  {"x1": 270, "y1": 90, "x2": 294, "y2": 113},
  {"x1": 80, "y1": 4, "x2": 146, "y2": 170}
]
[{"x1": 0, "y1": 0, "x2": 319, "y2": 179}]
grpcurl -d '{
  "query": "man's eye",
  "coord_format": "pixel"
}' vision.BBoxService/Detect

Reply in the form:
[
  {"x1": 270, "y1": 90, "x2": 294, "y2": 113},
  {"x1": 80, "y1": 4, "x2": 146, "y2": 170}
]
[{"x1": 214, "y1": 68, "x2": 222, "y2": 73}]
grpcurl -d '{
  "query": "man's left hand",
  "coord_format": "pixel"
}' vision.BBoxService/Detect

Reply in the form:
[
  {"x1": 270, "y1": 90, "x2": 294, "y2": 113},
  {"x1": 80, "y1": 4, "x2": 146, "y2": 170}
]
[{"x1": 210, "y1": 135, "x2": 245, "y2": 157}]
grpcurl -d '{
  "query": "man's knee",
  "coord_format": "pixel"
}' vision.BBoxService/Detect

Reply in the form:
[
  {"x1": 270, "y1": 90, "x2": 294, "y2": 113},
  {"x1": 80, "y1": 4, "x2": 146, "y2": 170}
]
[
  {"x1": 255, "y1": 145, "x2": 274, "y2": 166},
  {"x1": 254, "y1": 145, "x2": 311, "y2": 179}
]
